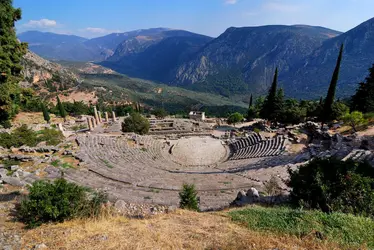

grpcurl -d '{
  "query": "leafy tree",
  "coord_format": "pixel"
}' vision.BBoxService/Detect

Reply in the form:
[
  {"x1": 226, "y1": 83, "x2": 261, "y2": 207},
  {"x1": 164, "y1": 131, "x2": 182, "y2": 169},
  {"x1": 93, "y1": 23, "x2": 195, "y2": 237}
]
[
  {"x1": 121, "y1": 112, "x2": 150, "y2": 135},
  {"x1": 331, "y1": 101, "x2": 349, "y2": 121},
  {"x1": 0, "y1": 124, "x2": 38, "y2": 148},
  {"x1": 278, "y1": 99, "x2": 307, "y2": 124},
  {"x1": 341, "y1": 111, "x2": 368, "y2": 132},
  {"x1": 0, "y1": 0, "x2": 28, "y2": 126},
  {"x1": 41, "y1": 102, "x2": 50, "y2": 123},
  {"x1": 227, "y1": 112, "x2": 244, "y2": 125},
  {"x1": 179, "y1": 183, "x2": 199, "y2": 211},
  {"x1": 56, "y1": 95, "x2": 67, "y2": 121},
  {"x1": 321, "y1": 44, "x2": 344, "y2": 124},
  {"x1": 351, "y1": 64, "x2": 374, "y2": 113},
  {"x1": 288, "y1": 157, "x2": 374, "y2": 217},
  {"x1": 152, "y1": 108, "x2": 168, "y2": 119},
  {"x1": 19, "y1": 178, "x2": 108, "y2": 228}
]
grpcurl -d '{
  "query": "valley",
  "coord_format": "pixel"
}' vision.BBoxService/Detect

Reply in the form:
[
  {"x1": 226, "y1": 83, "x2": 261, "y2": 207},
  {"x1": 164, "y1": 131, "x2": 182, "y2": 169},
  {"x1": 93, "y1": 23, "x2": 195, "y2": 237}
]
[
  {"x1": 18, "y1": 18, "x2": 374, "y2": 99},
  {"x1": 1, "y1": 1, "x2": 374, "y2": 249}
]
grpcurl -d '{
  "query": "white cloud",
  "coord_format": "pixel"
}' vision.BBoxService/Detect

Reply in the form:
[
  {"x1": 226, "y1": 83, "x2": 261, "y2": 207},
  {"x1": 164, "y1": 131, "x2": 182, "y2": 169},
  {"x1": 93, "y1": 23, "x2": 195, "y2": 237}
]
[
  {"x1": 85, "y1": 27, "x2": 110, "y2": 34},
  {"x1": 78, "y1": 27, "x2": 122, "y2": 38},
  {"x1": 24, "y1": 19, "x2": 57, "y2": 28},
  {"x1": 225, "y1": 0, "x2": 237, "y2": 5}
]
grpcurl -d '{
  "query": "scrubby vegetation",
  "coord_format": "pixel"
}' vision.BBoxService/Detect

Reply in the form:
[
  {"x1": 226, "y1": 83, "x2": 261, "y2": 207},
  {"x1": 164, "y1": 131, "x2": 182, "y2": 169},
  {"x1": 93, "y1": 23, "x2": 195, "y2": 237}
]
[
  {"x1": 121, "y1": 112, "x2": 150, "y2": 135},
  {"x1": 179, "y1": 183, "x2": 199, "y2": 211},
  {"x1": 227, "y1": 112, "x2": 244, "y2": 125},
  {"x1": 288, "y1": 157, "x2": 374, "y2": 217},
  {"x1": 229, "y1": 206, "x2": 374, "y2": 248},
  {"x1": 0, "y1": 125, "x2": 63, "y2": 148},
  {"x1": 18, "y1": 178, "x2": 108, "y2": 228}
]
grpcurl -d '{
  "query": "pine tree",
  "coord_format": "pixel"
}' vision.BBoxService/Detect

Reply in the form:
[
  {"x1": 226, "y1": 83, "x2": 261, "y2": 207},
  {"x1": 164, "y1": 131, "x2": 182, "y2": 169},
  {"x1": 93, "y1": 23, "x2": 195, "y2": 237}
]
[
  {"x1": 260, "y1": 68, "x2": 280, "y2": 121},
  {"x1": 351, "y1": 64, "x2": 374, "y2": 113},
  {"x1": 0, "y1": 0, "x2": 28, "y2": 126},
  {"x1": 179, "y1": 183, "x2": 199, "y2": 211},
  {"x1": 321, "y1": 44, "x2": 344, "y2": 124},
  {"x1": 56, "y1": 95, "x2": 67, "y2": 121},
  {"x1": 41, "y1": 103, "x2": 50, "y2": 123}
]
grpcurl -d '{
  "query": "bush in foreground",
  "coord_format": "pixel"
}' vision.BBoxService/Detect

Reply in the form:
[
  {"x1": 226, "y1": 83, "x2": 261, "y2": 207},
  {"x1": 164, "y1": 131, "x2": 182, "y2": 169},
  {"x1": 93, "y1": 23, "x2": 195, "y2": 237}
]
[
  {"x1": 179, "y1": 183, "x2": 199, "y2": 211},
  {"x1": 19, "y1": 179, "x2": 107, "y2": 228},
  {"x1": 288, "y1": 157, "x2": 374, "y2": 217}
]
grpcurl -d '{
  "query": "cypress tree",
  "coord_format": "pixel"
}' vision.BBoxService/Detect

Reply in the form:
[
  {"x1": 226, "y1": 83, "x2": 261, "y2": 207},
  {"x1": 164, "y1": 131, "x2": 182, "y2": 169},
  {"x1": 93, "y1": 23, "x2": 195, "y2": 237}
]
[
  {"x1": 56, "y1": 95, "x2": 67, "y2": 121},
  {"x1": 322, "y1": 44, "x2": 344, "y2": 124},
  {"x1": 247, "y1": 94, "x2": 256, "y2": 121},
  {"x1": 260, "y1": 68, "x2": 279, "y2": 121},
  {"x1": 351, "y1": 64, "x2": 374, "y2": 113},
  {"x1": 0, "y1": 0, "x2": 28, "y2": 126},
  {"x1": 41, "y1": 103, "x2": 50, "y2": 123}
]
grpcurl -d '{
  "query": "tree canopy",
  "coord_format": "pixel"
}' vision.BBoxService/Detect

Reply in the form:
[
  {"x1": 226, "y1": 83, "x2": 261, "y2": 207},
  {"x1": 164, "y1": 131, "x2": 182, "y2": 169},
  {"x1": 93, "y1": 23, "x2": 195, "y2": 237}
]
[
  {"x1": 351, "y1": 64, "x2": 374, "y2": 113},
  {"x1": 259, "y1": 68, "x2": 284, "y2": 122},
  {"x1": 121, "y1": 112, "x2": 150, "y2": 135},
  {"x1": 0, "y1": 0, "x2": 28, "y2": 126},
  {"x1": 227, "y1": 112, "x2": 244, "y2": 125}
]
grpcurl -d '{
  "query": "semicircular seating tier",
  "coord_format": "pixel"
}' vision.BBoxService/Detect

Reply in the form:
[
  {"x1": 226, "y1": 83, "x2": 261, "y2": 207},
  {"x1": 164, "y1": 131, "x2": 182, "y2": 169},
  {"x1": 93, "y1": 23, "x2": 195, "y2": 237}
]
[{"x1": 229, "y1": 134, "x2": 286, "y2": 160}]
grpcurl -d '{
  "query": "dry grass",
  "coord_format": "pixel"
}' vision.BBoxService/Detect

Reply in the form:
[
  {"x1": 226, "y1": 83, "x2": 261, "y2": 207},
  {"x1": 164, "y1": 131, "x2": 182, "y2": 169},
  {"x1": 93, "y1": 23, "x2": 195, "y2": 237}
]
[{"x1": 21, "y1": 210, "x2": 343, "y2": 250}]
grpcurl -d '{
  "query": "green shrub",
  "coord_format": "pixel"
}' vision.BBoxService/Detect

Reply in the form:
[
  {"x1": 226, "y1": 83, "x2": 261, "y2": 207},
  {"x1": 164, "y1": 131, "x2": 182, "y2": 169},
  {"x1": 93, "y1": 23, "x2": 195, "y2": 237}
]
[
  {"x1": 179, "y1": 183, "x2": 199, "y2": 211},
  {"x1": 227, "y1": 112, "x2": 244, "y2": 125},
  {"x1": 38, "y1": 128, "x2": 63, "y2": 146},
  {"x1": 288, "y1": 157, "x2": 374, "y2": 217},
  {"x1": 121, "y1": 113, "x2": 150, "y2": 135},
  {"x1": 19, "y1": 179, "x2": 107, "y2": 228},
  {"x1": 0, "y1": 125, "x2": 39, "y2": 148}
]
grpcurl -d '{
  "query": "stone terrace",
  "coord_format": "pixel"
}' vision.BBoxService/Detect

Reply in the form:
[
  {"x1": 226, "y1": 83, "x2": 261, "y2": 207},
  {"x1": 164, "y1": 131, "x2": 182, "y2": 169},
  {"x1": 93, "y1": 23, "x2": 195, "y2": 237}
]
[{"x1": 67, "y1": 133, "x2": 292, "y2": 210}]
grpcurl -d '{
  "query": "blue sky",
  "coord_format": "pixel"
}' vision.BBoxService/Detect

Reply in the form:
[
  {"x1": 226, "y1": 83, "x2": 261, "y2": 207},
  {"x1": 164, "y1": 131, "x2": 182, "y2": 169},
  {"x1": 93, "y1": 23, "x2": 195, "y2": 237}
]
[{"x1": 14, "y1": 0, "x2": 374, "y2": 38}]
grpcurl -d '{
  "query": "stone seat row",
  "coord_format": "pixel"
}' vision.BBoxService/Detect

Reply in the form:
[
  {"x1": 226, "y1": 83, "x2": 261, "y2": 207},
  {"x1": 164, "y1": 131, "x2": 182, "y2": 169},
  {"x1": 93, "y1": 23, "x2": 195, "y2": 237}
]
[
  {"x1": 230, "y1": 136, "x2": 285, "y2": 160},
  {"x1": 230, "y1": 133, "x2": 262, "y2": 150}
]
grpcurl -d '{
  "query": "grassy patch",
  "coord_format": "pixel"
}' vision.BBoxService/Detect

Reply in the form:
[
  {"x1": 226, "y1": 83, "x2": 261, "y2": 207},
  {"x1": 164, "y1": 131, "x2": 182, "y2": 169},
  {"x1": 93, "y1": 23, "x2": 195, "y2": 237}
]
[
  {"x1": 100, "y1": 159, "x2": 114, "y2": 169},
  {"x1": 228, "y1": 206, "x2": 374, "y2": 248},
  {"x1": 51, "y1": 160, "x2": 60, "y2": 167},
  {"x1": 61, "y1": 162, "x2": 73, "y2": 169}
]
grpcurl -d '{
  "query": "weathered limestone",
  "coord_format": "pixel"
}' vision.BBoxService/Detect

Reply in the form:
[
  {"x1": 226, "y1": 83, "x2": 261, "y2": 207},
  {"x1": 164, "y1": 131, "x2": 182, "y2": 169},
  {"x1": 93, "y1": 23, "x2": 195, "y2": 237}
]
[
  {"x1": 105, "y1": 112, "x2": 109, "y2": 122},
  {"x1": 87, "y1": 117, "x2": 93, "y2": 131},
  {"x1": 92, "y1": 117, "x2": 97, "y2": 128},
  {"x1": 112, "y1": 111, "x2": 116, "y2": 122},
  {"x1": 94, "y1": 106, "x2": 100, "y2": 124},
  {"x1": 98, "y1": 111, "x2": 102, "y2": 123}
]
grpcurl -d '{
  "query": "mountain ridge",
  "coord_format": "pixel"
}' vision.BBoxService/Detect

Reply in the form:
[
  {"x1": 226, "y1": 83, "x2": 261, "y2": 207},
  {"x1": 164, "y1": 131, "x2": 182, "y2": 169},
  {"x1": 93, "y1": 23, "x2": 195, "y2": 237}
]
[{"x1": 18, "y1": 18, "x2": 374, "y2": 99}]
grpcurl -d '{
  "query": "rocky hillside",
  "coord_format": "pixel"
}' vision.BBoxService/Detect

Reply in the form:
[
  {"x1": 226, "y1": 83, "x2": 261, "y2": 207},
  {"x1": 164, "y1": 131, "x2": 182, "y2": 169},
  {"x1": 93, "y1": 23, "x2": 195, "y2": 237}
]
[
  {"x1": 285, "y1": 17, "x2": 374, "y2": 98},
  {"x1": 20, "y1": 18, "x2": 374, "y2": 99},
  {"x1": 21, "y1": 51, "x2": 78, "y2": 90},
  {"x1": 18, "y1": 28, "x2": 175, "y2": 62},
  {"x1": 172, "y1": 25, "x2": 341, "y2": 96},
  {"x1": 101, "y1": 31, "x2": 213, "y2": 82},
  {"x1": 19, "y1": 51, "x2": 245, "y2": 112}
]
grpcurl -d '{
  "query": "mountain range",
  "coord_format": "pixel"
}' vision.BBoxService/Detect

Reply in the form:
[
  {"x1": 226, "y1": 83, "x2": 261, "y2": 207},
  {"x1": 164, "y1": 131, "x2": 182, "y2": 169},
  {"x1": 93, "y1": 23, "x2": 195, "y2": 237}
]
[{"x1": 18, "y1": 17, "x2": 374, "y2": 99}]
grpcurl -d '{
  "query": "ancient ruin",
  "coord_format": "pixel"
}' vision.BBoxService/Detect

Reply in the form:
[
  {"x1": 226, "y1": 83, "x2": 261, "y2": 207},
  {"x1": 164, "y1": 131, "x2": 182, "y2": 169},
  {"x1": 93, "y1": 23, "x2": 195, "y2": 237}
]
[{"x1": 1, "y1": 114, "x2": 373, "y2": 211}]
